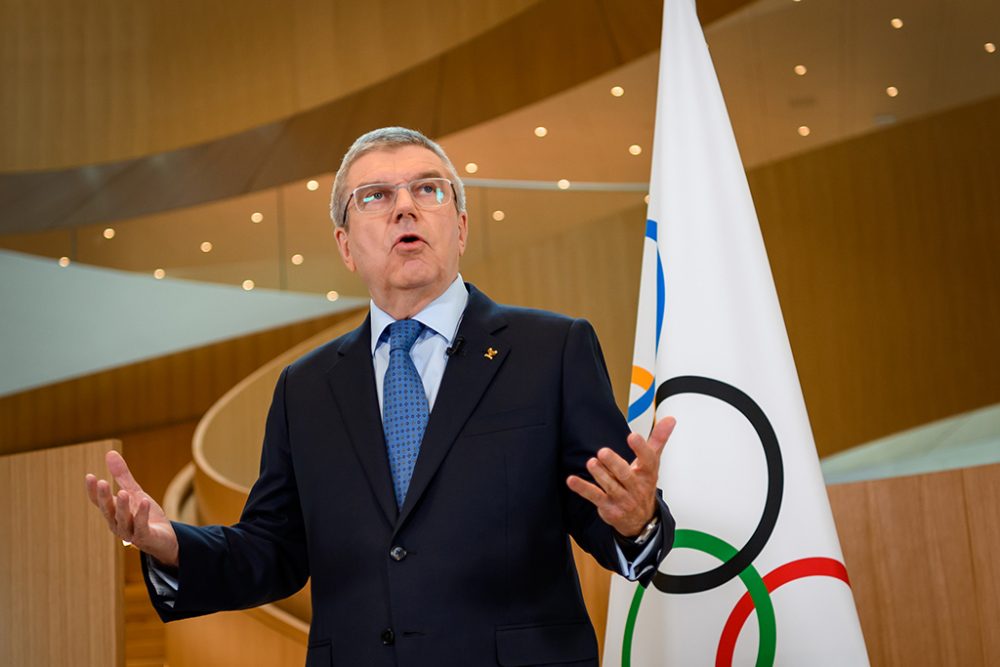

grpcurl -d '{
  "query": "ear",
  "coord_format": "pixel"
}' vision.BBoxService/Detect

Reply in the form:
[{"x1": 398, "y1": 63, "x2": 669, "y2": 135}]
[
  {"x1": 334, "y1": 226, "x2": 356, "y2": 272},
  {"x1": 457, "y1": 211, "x2": 469, "y2": 257}
]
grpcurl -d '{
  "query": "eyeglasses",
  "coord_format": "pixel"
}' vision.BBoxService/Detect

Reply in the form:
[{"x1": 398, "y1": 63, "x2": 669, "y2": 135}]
[{"x1": 343, "y1": 177, "x2": 456, "y2": 224}]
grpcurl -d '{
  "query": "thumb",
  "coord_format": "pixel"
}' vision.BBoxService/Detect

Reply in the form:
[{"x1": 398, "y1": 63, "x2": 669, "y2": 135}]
[
  {"x1": 106, "y1": 450, "x2": 142, "y2": 493},
  {"x1": 648, "y1": 416, "x2": 677, "y2": 455}
]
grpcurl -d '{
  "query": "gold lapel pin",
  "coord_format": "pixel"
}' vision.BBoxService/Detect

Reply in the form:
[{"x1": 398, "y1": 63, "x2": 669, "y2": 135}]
[{"x1": 484, "y1": 347, "x2": 498, "y2": 360}]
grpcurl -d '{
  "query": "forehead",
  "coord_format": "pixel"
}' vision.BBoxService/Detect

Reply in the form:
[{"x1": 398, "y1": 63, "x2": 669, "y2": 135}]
[{"x1": 346, "y1": 145, "x2": 449, "y2": 186}]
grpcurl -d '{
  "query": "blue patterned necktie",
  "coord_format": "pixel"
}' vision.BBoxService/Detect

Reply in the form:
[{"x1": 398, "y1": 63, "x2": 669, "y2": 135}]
[{"x1": 382, "y1": 319, "x2": 429, "y2": 509}]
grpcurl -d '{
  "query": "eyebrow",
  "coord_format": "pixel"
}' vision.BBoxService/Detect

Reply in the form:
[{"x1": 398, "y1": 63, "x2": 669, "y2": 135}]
[{"x1": 355, "y1": 170, "x2": 445, "y2": 187}]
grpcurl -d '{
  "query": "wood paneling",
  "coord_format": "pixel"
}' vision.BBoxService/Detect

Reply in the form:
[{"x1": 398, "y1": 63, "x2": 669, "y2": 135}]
[
  {"x1": 0, "y1": 0, "x2": 539, "y2": 171},
  {"x1": 828, "y1": 463, "x2": 1000, "y2": 666},
  {"x1": 0, "y1": 439, "x2": 123, "y2": 667},
  {"x1": 0, "y1": 309, "x2": 362, "y2": 455}
]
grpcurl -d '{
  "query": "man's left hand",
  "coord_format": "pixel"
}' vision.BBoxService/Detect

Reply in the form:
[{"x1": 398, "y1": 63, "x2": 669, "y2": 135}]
[{"x1": 566, "y1": 417, "x2": 676, "y2": 537}]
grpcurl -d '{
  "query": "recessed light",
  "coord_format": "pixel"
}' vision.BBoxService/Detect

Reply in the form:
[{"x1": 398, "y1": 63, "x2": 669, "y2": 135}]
[
  {"x1": 610, "y1": 86, "x2": 625, "y2": 97},
  {"x1": 986, "y1": 42, "x2": 997, "y2": 54},
  {"x1": 557, "y1": 179, "x2": 571, "y2": 190},
  {"x1": 492, "y1": 210, "x2": 505, "y2": 221},
  {"x1": 200, "y1": 241, "x2": 213, "y2": 253},
  {"x1": 890, "y1": 18, "x2": 903, "y2": 29},
  {"x1": 628, "y1": 144, "x2": 642, "y2": 156},
  {"x1": 797, "y1": 125, "x2": 811, "y2": 137},
  {"x1": 464, "y1": 162, "x2": 479, "y2": 174},
  {"x1": 291, "y1": 254, "x2": 304, "y2": 265},
  {"x1": 58, "y1": 256, "x2": 71, "y2": 267},
  {"x1": 306, "y1": 179, "x2": 320, "y2": 191},
  {"x1": 886, "y1": 86, "x2": 899, "y2": 97},
  {"x1": 534, "y1": 126, "x2": 548, "y2": 138},
  {"x1": 153, "y1": 269, "x2": 165, "y2": 280},
  {"x1": 103, "y1": 228, "x2": 115, "y2": 239},
  {"x1": 326, "y1": 290, "x2": 339, "y2": 302},
  {"x1": 242, "y1": 279, "x2": 255, "y2": 291},
  {"x1": 251, "y1": 212, "x2": 263, "y2": 223},
  {"x1": 794, "y1": 64, "x2": 807, "y2": 76}
]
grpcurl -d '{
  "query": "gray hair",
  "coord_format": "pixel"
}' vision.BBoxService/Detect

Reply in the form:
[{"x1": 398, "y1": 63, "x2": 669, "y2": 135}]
[{"x1": 329, "y1": 127, "x2": 466, "y2": 228}]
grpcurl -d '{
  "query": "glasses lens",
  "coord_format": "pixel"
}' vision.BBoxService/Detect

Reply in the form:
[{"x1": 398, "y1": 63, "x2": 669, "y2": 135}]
[
  {"x1": 355, "y1": 184, "x2": 394, "y2": 212},
  {"x1": 409, "y1": 178, "x2": 452, "y2": 208}
]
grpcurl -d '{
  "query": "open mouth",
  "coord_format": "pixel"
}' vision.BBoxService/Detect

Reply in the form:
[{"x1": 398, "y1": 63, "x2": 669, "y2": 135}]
[{"x1": 395, "y1": 234, "x2": 424, "y2": 247}]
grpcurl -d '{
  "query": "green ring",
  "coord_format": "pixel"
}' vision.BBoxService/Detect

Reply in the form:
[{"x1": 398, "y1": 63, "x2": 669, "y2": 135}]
[{"x1": 621, "y1": 528, "x2": 777, "y2": 666}]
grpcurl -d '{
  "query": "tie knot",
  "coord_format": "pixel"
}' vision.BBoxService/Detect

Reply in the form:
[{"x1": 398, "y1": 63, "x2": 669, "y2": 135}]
[{"x1": 389, "y1": 319, "x2": 424, "y2": 353}]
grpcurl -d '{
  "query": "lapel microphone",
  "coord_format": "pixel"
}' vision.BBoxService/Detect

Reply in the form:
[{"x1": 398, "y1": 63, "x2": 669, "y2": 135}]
[{"x1": 446, "y1": 336, "x2": 466, "y2": 357}]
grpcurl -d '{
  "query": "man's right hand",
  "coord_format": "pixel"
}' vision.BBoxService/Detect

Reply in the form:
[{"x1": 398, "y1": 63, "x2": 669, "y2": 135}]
[{"x1": 85, "y1": 450, "x2": 179, "y2": 568}]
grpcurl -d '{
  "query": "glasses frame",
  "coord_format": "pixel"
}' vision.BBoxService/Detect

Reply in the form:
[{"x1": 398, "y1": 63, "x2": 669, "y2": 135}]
[{"x1": 342, "y1": 177, "x2": 457, "y2": 225}]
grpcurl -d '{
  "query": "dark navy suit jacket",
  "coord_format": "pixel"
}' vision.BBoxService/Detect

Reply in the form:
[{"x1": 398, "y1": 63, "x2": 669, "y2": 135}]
[{"x1": 144, "y1": 285, "x2": 673, "y2": 666}]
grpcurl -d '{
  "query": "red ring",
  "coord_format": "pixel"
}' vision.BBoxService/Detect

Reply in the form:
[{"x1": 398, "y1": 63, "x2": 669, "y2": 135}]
[{"x1": 716, "y1": 557, "x2": 851, "y2": 666}]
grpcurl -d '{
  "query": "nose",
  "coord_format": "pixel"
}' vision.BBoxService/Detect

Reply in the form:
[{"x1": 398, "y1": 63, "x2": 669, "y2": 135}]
[{"x1": 393, "y1": 185, "x2": 417, "y2": 221}]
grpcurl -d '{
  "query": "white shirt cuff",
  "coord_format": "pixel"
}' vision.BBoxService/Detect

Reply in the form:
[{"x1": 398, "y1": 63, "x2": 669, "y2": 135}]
[
  {"x1": 145, "y1": 553, "x2": 179, "y2": 608},
  {"x1": 614, "y1": 525, "x2": 661, "y2": 581}
]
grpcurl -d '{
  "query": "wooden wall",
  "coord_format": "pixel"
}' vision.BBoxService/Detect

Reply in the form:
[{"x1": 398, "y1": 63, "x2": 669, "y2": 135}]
[
  {"x1": 0, "y1": 439, "x2": 124, "y2": 666},
  {"x1": 0, "y1": 309, "x2": 361, "y2": 456},
  {"x1": 0, "y1": 0, "x2": 537, "y2": 170},
  {"x1": 828, "y1": 462, "x2": 1000, "y2": 666}
]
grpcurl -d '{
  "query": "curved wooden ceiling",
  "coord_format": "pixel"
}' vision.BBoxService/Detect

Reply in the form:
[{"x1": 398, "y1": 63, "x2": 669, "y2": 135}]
[{"x1": 0, "y1": 0, "x2": 755, "y2": 234}]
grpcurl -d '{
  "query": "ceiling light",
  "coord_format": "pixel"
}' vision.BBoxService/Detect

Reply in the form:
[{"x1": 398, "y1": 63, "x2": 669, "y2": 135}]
[
  {"x1": 794, "y1": 65, "x2": 807, "y2": 76},
  {"x1": 153, "y1": 269, "x2": 165, "y2": 280},
  {"x1": 610, "y1": 86, "x2": 624, "y2": 97},
  {"x1": 628, "y1": 144, "x2": 642, "y2": 156},
  {"x1": 242, "y1": 279, "x2": 255, "y2": 291},
  {"x1": 492, "y1": 210, "x2": 505, "y2": 221},
  {"x1": 464, "y1": 162, "x2": 479, "y2": 174},
  {"x1": 200, "y1": 241, "x2": 213, "y2": 253},
  {"x1": 890, "y1": 18, "x2": 903, "y2": 29},
  {"x1": 250, "y1": 212, "x2": 263, "y2": 223},
  {"x1": 886, "y1": 86, "x2": 899, "y2": 97},
  {"x1": 291, "y1": 254, "x2": 304, "y2": 265},
  {"x1": 534, "y1": 126, "x2": 548, "y2": 137},
  {"x1": 58, "y1": 256, "x2": 70, "y2": 267},
  {"x1": 306, "y1": 180, "x2": 319, "y2": 191},
  {"x1": 326, "y1": 290, "x2": 339, "y2": 302},
  {"x1": 797, "y1": 125, "x2": 811, "y2": 137},
  {"x1": 557, "y1": 179, "x2": 571, "y2": 190},
  {"x1": 986, "y1": 42, "x2": 997, "y2": 54},
  {"x1": 103, "y1": 228, "x2": 115, "y2": 239}
]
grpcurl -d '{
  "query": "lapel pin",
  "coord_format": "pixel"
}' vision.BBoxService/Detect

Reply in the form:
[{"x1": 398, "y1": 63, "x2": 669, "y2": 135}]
[{"x1": 484, "y1": 347, "x2": 498, "y2": 360}]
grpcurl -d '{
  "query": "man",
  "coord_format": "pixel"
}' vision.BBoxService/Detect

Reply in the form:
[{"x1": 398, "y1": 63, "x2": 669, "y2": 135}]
[{"x1": 85, "y1": 127, "x2": 676, "y2": 666}]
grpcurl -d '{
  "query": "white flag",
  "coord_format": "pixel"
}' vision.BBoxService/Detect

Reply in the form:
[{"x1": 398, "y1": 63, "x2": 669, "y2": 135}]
[{"x1": 604, "y1": 1, "x2": 870, "y2": 665}]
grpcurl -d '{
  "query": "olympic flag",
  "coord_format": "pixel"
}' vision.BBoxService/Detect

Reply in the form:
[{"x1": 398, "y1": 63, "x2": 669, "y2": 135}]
[{"x1": 603, "y1": 1, "x2": 870, "y2": 665}]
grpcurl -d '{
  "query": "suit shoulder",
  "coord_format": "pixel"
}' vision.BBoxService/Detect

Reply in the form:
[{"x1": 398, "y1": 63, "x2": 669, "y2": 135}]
[{"x1": 284, "y1": 323, "x2": 364, "y2": 379}]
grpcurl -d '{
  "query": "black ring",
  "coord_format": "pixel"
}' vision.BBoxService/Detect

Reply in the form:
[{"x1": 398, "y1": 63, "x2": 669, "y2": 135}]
[{"x1": 651, "y1": 376, "x2": 783, "y2": 594}]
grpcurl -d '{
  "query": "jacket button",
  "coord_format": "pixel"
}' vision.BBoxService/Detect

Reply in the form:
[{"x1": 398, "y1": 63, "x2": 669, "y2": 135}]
[
  {"x1": 381, "y1": 628, "x2": 395, "y2": 645},
  {"x1": 389, "y1": 546, "x2": 407, "y2": 561}
]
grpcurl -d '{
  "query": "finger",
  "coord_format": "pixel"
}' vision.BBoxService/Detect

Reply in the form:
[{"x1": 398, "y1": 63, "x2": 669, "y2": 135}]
[
  {"x1": 106, "y1": 450, "x2": 142, "y2": 493},
  {"x1": 133, "y1": 498, "x2": 151, "y2": 541},
  {"x1": 115, "y1": 490, "x2": 134, "y2": 539},
  {"x1": 587, "y1": 457, "x2": 626, "y2": 497},
  {"x1": 95, "y1": 479, "x2": 118, "y2": 530},
  {"x1": 597, "y1": 447, "x2": 633, "y2": 483},
  {"x1": 84, "y1": 474, "x2": 100, "y2": 506},
  {"x1": 646, "y1": 416, "x2": 677, "y2": 456},
  {"x1": 566, "y1": 475, "x2": 607, "y2": 507}
]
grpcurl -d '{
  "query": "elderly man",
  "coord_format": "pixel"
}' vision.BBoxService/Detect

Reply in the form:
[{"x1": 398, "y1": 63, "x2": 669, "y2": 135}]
[{"x1": 85, "y1": 127, "x2": 675, "y2": 667}]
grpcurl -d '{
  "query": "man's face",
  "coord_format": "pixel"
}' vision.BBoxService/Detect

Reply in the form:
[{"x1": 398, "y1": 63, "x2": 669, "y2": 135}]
[{"x1": 334, "y1": 145, "x2": 468, "y2": 307}]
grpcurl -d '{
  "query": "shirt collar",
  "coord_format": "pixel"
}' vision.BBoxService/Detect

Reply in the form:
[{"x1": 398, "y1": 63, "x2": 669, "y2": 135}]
[{"x1": 369, "y1": 274, "x2": 469, "y2": 356}]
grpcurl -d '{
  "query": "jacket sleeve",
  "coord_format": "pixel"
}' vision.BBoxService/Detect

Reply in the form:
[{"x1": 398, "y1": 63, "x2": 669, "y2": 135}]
[
  {"x1": 143, "y1": 367, "x2": 310, "y2": 622},
  {"x1": 558, "y1": 318, "x2": 674, "y2": 588}
]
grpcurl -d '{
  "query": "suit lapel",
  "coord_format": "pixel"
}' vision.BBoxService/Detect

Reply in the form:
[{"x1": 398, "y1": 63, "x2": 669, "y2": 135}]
[
  {"x1": 325, "y1": 316, "x2": 398, "y2": 526},
  {"x1": 396, "y1": 286, "x2": 509, "y2": 531}
]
